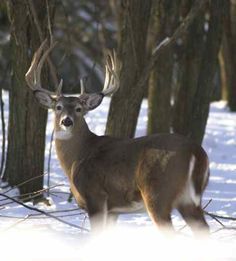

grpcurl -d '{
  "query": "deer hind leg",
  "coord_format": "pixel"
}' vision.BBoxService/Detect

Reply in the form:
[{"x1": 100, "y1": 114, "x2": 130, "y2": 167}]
[
  {"x1": 138, "y1": 149, "x2": 188, "y2": 234},
  {"x1": 176, "y1": 153, "x2": 209, "y2": 236},
  {"x1": 178, "y1": 203, "x2": 209, "y2": 236},
  {"x1": 141, "y1": 184, "x2": 176, "y2": 234}
]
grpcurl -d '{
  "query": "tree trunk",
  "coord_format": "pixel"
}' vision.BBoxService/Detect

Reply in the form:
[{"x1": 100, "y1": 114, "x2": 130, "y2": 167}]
[
  {"x1": 189, "y1": 0, "x2": 226, "y2": 144},
  {"x1": 173, "y1": 0, "x2": 225, "y2": 144},
  {"x1": 221, "y1": 0, "x2": 236, "y2": 111},
  {"x1": 105, "y1": 0, "x2": 152, "y2": 138},
  {"x1": 172, "y1": 0, "x2": 205, "y2": 137},
  {"x1": 3, "y1": 0, "x2": 55, "y2": 197},
  {"x1": 147, "y1": 0, "x2": 180, "y2": 134}
]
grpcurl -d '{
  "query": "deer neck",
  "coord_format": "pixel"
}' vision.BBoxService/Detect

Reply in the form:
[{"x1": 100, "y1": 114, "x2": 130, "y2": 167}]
[{"x1": 54, "y1": 117, "x2": 96, "y2": 179}]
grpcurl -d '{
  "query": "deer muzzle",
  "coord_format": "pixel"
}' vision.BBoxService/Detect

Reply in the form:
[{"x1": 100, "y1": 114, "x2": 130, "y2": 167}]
[{"x1": 61, "y1": 116, "x2": 74, "y2": 128}]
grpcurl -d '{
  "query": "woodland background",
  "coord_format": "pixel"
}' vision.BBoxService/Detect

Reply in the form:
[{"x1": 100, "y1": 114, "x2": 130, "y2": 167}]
[{"x1": 0, "y1": 0, "x2": 235, "y2": 199}]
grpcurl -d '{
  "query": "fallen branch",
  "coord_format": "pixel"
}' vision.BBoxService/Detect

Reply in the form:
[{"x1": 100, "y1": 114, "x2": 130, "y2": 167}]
[
  {"x1": 3, "y1": 173, "x2": 46, "y2": 195},
  {"x1": 207, "y1": 213, "x2": 226, "y2": 228},
  {"x1": 0, "y1": 192, "x2": 89, "y2": 232},
  {"x1": 211, "y1": 226, "x2": 236, "y2": 234},
  {"x1": 0, "y1": 184, "x2": 63, "y2": 207},
  {"x1": 3, "y1": 215, "x2": 31, "y2": 232},
  {"x1": 178, "y1": 199, "x2": 213, "y2": 232},
  {"x1": 0, "y1": 63, "x2": 9, "y2": 179},
  {"x1": 205, "y1": 211, "x2": 236, "y2": 222},
  {"x1": 204, "y1": 204, "x2": 236, "y2": 233},
  {"x1": 0, "y1": 90, "x2": 6, "y2": 179},
  {"x1": 47, "y1": 129, "x2": 54, "y2": 197},
  {"x1": 0, "y1": 207, "x2": 84, "y2": 219},
  {"x1": 0, "y1": 212, "x2": 85, "y2": 221}
]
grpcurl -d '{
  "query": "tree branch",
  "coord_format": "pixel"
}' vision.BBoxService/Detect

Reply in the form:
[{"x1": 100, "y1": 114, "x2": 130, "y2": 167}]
[
  {"x1": 0, "y1": 192, "x2": 89, "y2": 232},
  {"x1": 27, "y1": 0, "x2": 59, "y2": 87},
  {"x1": 137, "y1": 0, "x2": 208, "y2": 89},
  {"x1": 47, "y1": 129, "x2": 54, "y2": 197},
  {"x1": 205, "y1": 211, "x2": 236, "y2": 221}
]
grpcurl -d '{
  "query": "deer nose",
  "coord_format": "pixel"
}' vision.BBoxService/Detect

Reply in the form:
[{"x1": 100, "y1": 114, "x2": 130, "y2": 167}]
[{"x1": 61, "y1": 117, "x2": 73, "y2": 127}]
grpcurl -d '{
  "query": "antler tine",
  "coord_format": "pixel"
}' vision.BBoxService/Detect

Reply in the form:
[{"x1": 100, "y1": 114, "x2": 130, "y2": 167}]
[
  {"x1": 80, "y1": 78, "x2": 86, "y2": 94},
  {"x1": 25, "y1": 39, "x2": 47, "y2": 89},
  {"x1": 56, "y1": 79, "x2": 63, "y2": 96},
  {"x1": 103, "y1": 64, "x2": 111, "y2": 91},
  {"x1": 25, "y1": 39, "x2": 57, "y2": 96},
  {"x1": 36, "y1": 41, "x2": 57, "y2": 87},
  {"x1": 101, "y1": 50, "x2": 120, "y2": 96}
]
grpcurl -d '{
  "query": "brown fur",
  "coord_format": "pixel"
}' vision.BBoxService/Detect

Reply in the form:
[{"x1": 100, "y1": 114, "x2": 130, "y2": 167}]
[
  {"x1": 51, "y1": 97, "x2": 210, "y2": 234},
  {"x1": 37, "y1": 95, "x2": 210, "y2": 234}
]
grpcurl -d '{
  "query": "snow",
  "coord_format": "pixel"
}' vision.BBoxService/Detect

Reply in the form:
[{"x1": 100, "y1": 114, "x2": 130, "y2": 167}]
[{"x1": 0, "y1": 91, "x2": 236, "y2": 260}]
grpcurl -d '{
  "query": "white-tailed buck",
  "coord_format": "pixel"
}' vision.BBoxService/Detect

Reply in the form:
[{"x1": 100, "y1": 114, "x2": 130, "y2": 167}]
[{"x1": 26, "y1": 40, "x2": 209, "y2": 235}]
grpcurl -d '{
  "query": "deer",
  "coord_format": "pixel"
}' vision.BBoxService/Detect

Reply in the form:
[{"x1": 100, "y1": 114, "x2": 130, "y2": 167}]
[{"x1": 25, "y1": 40, "x2": 210, "y2": 235}]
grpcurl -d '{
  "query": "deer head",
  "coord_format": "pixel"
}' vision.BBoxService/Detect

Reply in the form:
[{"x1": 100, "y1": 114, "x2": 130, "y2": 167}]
[{"x1": 25, "y1": 40, "x2": 120, "y2": 137}]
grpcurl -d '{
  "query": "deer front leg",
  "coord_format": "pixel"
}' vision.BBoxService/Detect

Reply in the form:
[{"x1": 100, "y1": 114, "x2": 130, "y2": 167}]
[
  {"x1": 86, "y1": 193, "x2": 109, "y2": 234},
  {"x1": 106, "y1": 213, "x2": 118, "y2": 229}
]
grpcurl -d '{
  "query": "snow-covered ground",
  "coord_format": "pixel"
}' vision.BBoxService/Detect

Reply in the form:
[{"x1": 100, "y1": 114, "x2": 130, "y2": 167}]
[{"x1": 0, "y1": 91, "x2": 235, "y2": 260}]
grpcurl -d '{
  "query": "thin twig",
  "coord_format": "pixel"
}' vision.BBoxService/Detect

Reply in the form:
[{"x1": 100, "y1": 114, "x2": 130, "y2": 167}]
[
  {"x1": 178, "y1": 199, "x2": 213, "y2": 232},
  {"x1": 0, "y1": 89, "x2": 6, "y2": 179},
  {"x1": 204, "y1": 199, "x2": 236, "y2": 230},
  {"x1": 46, "y1": 0, "x2": 53, "y2": 44},
  {"x1": 211, "y1": 227, "x2": 236, "y2": 234},
  {"x1": 81, "y1": 214, "x2": 88, "y2": 233},
  {"x1": 0, "y1": 63, "x2": 9, "y2": 179},
  {"x1": 20, "y1": 184, "x2": 63, "y2": 200},
  {"x1": 2, "y1": 215, "x2": 31, "y2": 232},
  {"x1": 203, "y1": 199, "x2": 212, "y2": 210},
  {"x1": 0, "y1": 184, "x2": 64, "y2": 207},
  {"x1": 27, "y1": 0, "x2": 59, "y2": 87},
  {"x1": 47, "y1": 129, "x2": 54, "y2": 197},
  {"x1": 0, "y1": 208, "x2": 86, "y2": 220},
  {"x1": 205, "y1": 211, "x2": 236, "y2": 221},
  {"x1": 0, "y1": 193, "x2": 89, "y2": 232},
  {"x1": 209, "y1": 214, "x2": 226, "y2": 228},
  {"x1": 3, "y1": 173, "x2": 46, "y2": 194},
  {"x1": 0, "y1": 212, "x2": 86, "y2": 220}
]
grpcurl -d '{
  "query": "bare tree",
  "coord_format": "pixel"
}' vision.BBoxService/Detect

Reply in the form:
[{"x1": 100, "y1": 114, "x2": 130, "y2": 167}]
[
  {"x1": 173, "y1": 0, "x2": 226, "y2": 144},
  {"x1": 3, "y1": 0, "x2": 55, "y2": 197},
  {"x1": 147, "y1": 0, "x2": 180, "y2": 134},
  {"x1": 105, "y1": 0, "x2": 152, "y2": 138},
  {"x1": 221, "y1": 0, "x2": 236, "y2": 111}
]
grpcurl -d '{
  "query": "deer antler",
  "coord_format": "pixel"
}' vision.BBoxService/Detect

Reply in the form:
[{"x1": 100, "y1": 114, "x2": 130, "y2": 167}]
[
  {"x1": 101, "y1": 50, "x2": 120, "y2": 96},
  {"x1": 25, "y1": 39, "x2": 62, "y2": 97}
]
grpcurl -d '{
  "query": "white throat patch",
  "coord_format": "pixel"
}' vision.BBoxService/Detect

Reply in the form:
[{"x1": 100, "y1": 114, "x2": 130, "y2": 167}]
[{"x1": 54, "y1": 130, "x2": 73, "y2": 140}]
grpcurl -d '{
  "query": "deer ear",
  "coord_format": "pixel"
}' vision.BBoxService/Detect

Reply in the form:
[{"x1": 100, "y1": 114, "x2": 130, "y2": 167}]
[
  {"x1": 79, "y1": 93, "x2": 104, "y2": 111},
  {"x1": 34, "y1": 90, "x2": 55, "y2": 109}
]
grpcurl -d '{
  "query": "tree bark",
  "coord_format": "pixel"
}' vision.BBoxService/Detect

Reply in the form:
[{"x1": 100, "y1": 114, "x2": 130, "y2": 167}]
[
  {"x1": 173, "y1": 0, "x2": 225, "y2": 144},
  {"x1": 189, "y1": 0, "x2": 226, "y2": 144},
  {"x1": 105, "y1": 0, "x2": 152, "y2": 138},
  {"x1": 173, "y1": 0, "x2": 205, "y2": 137},
  {"x1": 147, "y1": 0, "x2": 180, "y2": 134},
  {"x1": 221, "y1": 0, "x2": 236, "y2": 111},
  {"x1": 3, "y1": 0, "x2": 55, "y2": 197}
]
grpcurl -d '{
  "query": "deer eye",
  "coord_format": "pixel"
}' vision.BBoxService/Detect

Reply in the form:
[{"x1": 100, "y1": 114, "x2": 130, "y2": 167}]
[
  {"x1": 56, "y1": 105, "x2": 63, "y2": 111},
  {"x1": 75, "y1": 107, "x2": 81, "y2": 113}
]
